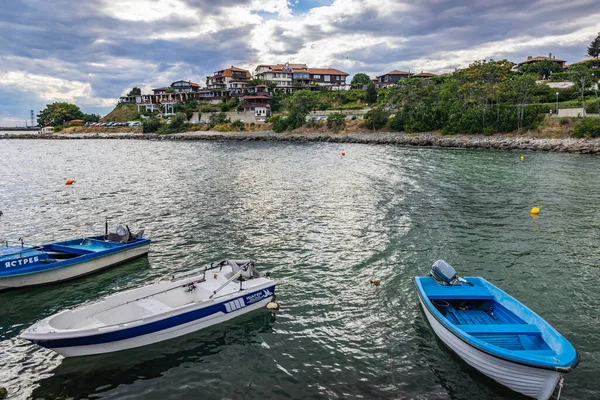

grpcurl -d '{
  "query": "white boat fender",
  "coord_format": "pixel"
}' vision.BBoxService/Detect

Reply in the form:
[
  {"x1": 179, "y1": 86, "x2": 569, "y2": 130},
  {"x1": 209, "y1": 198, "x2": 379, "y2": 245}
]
[{"x1": 266, "y1": 294, "x2": 279, "y2": 310}]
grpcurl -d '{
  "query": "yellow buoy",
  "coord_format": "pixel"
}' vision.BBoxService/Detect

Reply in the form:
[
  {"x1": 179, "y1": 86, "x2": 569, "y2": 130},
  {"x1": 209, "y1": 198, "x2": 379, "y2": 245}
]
[
  {"x1": 266, "y1": 301, "x2": 280, "y2": 310},
  {"x1": 520, "y1": 155, "x2": 525, "y2": 160},
  {"x1": 213, "y1": 273, "x2": 218, "y2": 279},
  {"x1": 531, "y1": 207, "x2": 540, "y2": 215}
]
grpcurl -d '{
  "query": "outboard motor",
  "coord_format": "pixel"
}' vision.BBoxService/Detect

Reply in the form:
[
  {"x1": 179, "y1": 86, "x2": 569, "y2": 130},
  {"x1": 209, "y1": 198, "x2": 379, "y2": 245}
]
[{"x1": 430, "y1": 259, "x2": 458, "y2": 285}]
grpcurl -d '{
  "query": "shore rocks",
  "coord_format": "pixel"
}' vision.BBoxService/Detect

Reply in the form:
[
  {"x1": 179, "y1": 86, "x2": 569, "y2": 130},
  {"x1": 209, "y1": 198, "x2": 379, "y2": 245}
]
[{"x1": 2, "y1": 131, "x2": 600, "y2": 154}]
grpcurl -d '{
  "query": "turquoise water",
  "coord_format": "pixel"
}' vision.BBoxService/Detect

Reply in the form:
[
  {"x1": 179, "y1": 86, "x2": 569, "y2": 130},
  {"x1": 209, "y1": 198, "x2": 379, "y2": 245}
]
[{"x1": 0, "y1": 139, "x2": 598, "y2": 399}]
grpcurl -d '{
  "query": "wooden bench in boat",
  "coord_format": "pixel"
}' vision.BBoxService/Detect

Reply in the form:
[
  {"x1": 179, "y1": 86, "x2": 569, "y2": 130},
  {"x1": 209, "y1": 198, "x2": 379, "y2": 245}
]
[{"x1": 457, "y1": 324, "x2": 541, "y2": 335}]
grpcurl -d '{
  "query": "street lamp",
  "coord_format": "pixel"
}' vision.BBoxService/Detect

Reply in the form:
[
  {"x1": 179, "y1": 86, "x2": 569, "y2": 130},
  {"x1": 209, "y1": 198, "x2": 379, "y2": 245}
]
[{"x1": 555, "y1": 92, "x2": 559, "y2": 115}]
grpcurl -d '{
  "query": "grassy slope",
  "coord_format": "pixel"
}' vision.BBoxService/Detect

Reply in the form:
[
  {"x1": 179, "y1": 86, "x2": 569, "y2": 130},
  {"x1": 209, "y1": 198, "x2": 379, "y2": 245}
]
[{"x1": 101, "y1": 103, "x2": 139, "y2": 122}]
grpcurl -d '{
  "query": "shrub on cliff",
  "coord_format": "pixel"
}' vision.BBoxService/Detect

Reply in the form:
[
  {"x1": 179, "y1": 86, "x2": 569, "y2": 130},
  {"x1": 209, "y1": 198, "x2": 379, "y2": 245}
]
[
  {"x1": 231, "y1": 119, "x2": 245, "y2": 131},
  {"x1": 142, "y1": 117, "x2": 161, "y2": 133},
  {"x1": 573, "y1": 118, "x2": 600, "y2": 137},
  {"x1": 269, "y1": 115, "x2": 288, "y2": 133},
  {"x1": 387, "y1": 112, "x2": 405, "y2": 131},
  {"x1": 362, "y1": 108, "x2": 390, "y2": 130},
  {"x1": 585, "y1": 102, "x2": 600, "y2": 114},
  {"x1": 326, "y1": 113, "x2": 346, "y2": 132}
]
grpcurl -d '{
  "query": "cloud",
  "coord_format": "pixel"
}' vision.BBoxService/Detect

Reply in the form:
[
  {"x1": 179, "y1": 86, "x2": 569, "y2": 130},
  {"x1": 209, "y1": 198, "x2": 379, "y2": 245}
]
[{"x1": 0, "y1": 0, "x2": 598, "y2": 124}]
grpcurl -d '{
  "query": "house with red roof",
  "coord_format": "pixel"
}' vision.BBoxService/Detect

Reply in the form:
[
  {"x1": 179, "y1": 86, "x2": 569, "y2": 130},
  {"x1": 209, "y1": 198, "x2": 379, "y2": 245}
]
[
  {"x1": 375, "y1": 70, "x2": 411, "y2": 88},
  {"x1": 206, "y1": 66, "x2": 251, "y2": 89},
  {"x1": 517, "y1": 53, "x2": 567, "y2": 70},
  {"x1": 307, "y1": 68, "x2": 349, "y2": 89}
]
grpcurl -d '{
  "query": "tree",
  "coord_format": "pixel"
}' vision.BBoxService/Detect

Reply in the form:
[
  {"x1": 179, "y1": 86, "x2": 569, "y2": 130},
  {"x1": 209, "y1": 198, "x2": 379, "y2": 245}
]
[
  {"x1": 284, "y1": 90, "x2": 320, "y2": 129},
  {"x1": 569, "y1": 64, "x2": 594, "y2": 116},
  {"x1": 351, "y1": 73, "x2": 371, "y2": 86},
  {"x1": 362, "y1": 108, "x2": 390, "y2": 130},
  {"x1": 505, "y1": 74, "x2": 537, "y2": 131},
  {"x1": 518, "y1": 60, "x2": 563, "y2": 79},
  {"x1": 83, "y1": 113, "x2": 101, "y2": 122},
  {"x1": 366, "y1": 81, "x2": 377, "y2": 104},
  {"x1": 37, "y1": 102, "x2": 84, "y2": 126},
  {"x1": 127, "y1": 87, "x2": 141, "y2": 96},
  {"x1": 588, "y1": 33, "x2": 600, "y2": 59}
]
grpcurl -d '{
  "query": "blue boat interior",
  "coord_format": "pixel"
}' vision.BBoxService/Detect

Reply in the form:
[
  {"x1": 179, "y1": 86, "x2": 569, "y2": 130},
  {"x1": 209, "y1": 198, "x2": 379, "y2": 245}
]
[
  {"x1": 415, "y1": 275, "x2": 579, "y2": 370},
  {"x1": 442, "y1": 300, "x2": 552, "y2": 353},
  {"x1": 0, "y1": 236, "x2": 149, "y2": 278}
]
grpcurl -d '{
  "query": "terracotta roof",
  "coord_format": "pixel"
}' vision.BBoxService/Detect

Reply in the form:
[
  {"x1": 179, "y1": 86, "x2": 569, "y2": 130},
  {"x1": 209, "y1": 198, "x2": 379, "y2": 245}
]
[
  {"x1": 171, "y1": 80, "x2": 199, "y2": 87},
  {"x1": 308, "y1": 68, "x2": 349, "y2": 76},
  {"x1": 242, "y1": 96, "x2": 271, "y2": 100},
  {"x1": 214, "y1": 66, "x2": 252, "y2": 78},
  {"x1": 517, "y1": 56, "x2": 566, "y2": 66},
  {"x1": 413, "y1": 72, "x2": 437, "y2": 78},
  {"x1": 381, "y1": 70, "x2": 411, "y2": 76},
  {"x1": 152, "y1": 87, "x2": 168, "y2": 91}
]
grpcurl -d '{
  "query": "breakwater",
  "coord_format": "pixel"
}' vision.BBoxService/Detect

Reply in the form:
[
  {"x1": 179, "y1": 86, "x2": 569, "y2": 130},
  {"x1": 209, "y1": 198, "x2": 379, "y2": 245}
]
[{"x1": 2, "y1": 131, "x2": 600, "y2": 154}]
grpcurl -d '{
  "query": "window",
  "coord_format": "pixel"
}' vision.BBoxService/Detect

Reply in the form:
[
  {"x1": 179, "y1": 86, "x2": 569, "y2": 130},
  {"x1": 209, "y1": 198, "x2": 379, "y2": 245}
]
[
  {"x1": 324, "y1": 75, "x2": 330, "y2": 82},
  {"x1": 313, "y1": 74, "x2": 321, "y2": 79}
]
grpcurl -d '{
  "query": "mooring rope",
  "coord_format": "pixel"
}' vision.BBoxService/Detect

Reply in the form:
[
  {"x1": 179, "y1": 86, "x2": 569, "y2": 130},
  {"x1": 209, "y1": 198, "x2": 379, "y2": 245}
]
[{"x1": 556, "y1": 374, "x2": 564, "y2": 400}]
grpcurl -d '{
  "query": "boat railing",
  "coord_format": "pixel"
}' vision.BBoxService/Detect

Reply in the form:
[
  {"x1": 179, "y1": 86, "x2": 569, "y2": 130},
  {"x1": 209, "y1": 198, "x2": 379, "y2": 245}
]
[
  {"x1": 170, "y1": 260, "x2": 231, "y2": 281},
  {"x1": 0, "y1": 239, "x2": 45, "y2": 258}
]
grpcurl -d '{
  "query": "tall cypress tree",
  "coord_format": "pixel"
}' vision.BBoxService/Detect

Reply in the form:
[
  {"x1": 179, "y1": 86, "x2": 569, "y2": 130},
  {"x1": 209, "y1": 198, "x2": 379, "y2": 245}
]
[{"x1": 588, "y1": 33, "x2": 600, "y2": 59}]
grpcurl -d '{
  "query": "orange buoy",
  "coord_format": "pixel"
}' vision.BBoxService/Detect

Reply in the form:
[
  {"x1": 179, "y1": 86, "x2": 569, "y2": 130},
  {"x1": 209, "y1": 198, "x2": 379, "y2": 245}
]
[
  {"x1": 341, "y1": 152, "x2": 346, "y2": 156},
  {"x1": 65, "y1": 179, "x2": 75, "y2": 185}
]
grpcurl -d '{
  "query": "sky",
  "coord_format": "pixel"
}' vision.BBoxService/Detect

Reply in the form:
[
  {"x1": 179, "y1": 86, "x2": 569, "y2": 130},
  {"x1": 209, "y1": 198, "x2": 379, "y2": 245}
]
[{"x1": 0, "y1": 0, "x2": 599, "y2": 126}]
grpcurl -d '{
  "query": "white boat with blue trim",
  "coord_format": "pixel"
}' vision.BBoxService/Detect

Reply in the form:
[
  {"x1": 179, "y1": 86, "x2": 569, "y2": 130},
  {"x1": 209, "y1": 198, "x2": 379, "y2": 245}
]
[
  {"x1": 21, "y1": 259, "x2": 276, "y2": 357},
  {"x1": 414, "y1": 260, "x2": 579, "y2": 400},
  {"x1": 0, "y1": 226, "x2": 150, "y2": 291}
]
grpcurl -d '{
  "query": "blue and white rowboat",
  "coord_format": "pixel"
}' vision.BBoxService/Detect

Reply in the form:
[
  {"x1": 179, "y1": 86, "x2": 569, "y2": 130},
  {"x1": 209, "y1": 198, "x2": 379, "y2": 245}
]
[
  {"x1": 21, "y1": 259, "x2": 277, "y2": 357},
  {"x1": 0, "y1": 227, "x2": 150, "y2": 291},
  {"x1": 414, "y1": 260, "x2": 579, "y2": 400}
]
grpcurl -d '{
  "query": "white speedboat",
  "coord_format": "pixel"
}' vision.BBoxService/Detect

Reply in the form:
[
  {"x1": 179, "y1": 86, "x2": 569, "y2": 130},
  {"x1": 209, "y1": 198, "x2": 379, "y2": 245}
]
[{"x1": 21, "y1": 259, "x2": 276, "y2": 357}]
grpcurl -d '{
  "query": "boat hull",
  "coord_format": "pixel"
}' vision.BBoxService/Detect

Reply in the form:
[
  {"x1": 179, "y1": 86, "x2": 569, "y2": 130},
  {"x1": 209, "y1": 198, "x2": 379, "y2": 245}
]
[
  {"x1": 28, "y1": 287, "x2": 274, "y2": 357},
  {"x1": 0, "y1": 244, "x2": 149, "y2": 290},
  {"x1": 417, "y1": 295, "x2": 560, "y2": 400}
]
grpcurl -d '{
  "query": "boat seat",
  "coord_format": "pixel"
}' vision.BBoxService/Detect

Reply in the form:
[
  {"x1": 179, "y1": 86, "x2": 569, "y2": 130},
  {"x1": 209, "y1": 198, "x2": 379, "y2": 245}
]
[
  {"x1": 137, "y1": 298, "x2": 173, "y2": 314},
  {"x1": 458, "y1": 324, "x2": 541, "y2": 335}
]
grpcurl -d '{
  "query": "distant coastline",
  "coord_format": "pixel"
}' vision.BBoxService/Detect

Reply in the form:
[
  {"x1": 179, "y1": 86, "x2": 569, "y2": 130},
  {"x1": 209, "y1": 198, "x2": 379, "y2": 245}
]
[{"x1": 2, "y1": 130, "x2": 600, "y2": 154}]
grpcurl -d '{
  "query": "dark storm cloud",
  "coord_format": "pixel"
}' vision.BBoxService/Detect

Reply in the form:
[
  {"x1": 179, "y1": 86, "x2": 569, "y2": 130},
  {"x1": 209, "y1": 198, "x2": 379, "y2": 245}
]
[{"x1": 0, "y1": 0, "x2": 598, "y2": 123}]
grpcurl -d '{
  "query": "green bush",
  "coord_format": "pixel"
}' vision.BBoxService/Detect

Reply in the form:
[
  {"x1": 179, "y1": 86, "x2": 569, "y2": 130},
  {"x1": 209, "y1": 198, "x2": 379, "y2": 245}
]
[
  {"x1": 559, "y1": 117, "x2": 571, "y2": 125},
  {"x1": 585, "y1": 102, "x2": 600, "y2": 114},
  {"x1": 549, "y1": 72, "x2": 569, "y2": 82},
  {"x1": 199, "y1": 104, "x2": 220, "y2": 113},
  {"x1": 387, "y1": 112, "x2": 405, "y2": 131},
  {"x1": 362, "y1": 108, "x2": 390, "y2": 130},
  {"x1": 53, "y1": 125, "x2": 63, "y2": 132},
  {"x1": 209, "y1": 112, "x2": 229, "y2": 126},
  {"x1": 269, "y1": 115, "x2": 288, "y2": 132},
  {"x1": 231, "y1": 119, "x2": 245, "y2": 130},
  {"x1": 573, "y1": 118, "x2": 600, "y2": 137},
  {"x1": 142, "y1": 117, "x2": 161, "y2": 133},
  {"x1": 326, "y1": 113, "x2": 346, "y2": 132}
]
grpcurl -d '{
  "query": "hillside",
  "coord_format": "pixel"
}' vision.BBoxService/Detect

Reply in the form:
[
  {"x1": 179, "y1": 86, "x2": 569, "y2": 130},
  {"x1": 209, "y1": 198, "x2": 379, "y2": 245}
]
[{"x1": 101, "y1": 103, "x2": 139, "y2": 122}]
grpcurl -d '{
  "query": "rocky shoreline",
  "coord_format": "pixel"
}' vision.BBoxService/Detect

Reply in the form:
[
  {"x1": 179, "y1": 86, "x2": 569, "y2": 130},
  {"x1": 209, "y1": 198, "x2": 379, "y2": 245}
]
[{"x1": 3, "y1": 130, "x2": 600, "y2": 154}]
